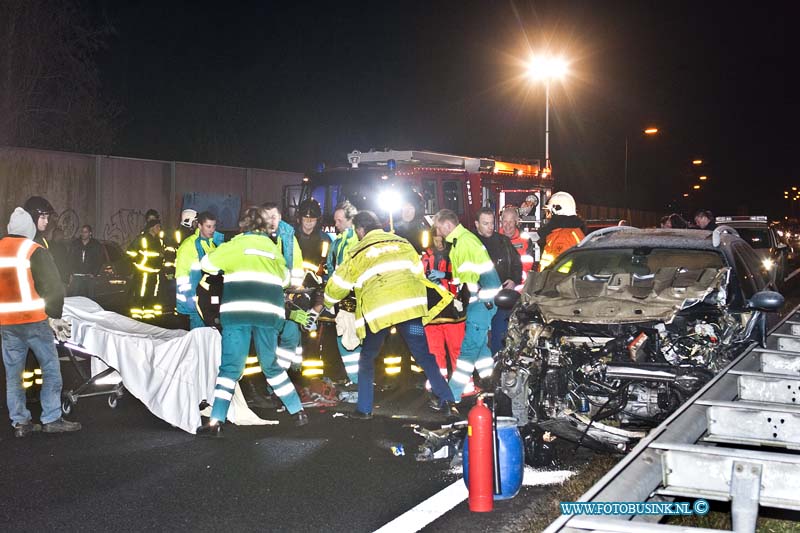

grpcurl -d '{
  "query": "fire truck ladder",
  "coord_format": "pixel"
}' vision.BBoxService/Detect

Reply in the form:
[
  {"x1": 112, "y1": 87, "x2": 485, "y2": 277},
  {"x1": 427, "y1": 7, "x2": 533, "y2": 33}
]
[{"x1": 544, "y1": 305, "x2": 800, "y2": 533}]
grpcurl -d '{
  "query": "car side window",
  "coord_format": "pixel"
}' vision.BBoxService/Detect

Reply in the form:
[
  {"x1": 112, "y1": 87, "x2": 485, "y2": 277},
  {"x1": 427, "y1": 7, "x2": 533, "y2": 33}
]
[{"x1": 732, "y1": 243, "x2": 768, "y2": 298}]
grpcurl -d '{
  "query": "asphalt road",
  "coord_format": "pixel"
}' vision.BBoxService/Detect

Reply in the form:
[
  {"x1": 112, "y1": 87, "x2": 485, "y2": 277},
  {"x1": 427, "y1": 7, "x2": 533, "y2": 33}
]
[{"x1": 2, "y1": 268, "x2": 799, "y2": 532}]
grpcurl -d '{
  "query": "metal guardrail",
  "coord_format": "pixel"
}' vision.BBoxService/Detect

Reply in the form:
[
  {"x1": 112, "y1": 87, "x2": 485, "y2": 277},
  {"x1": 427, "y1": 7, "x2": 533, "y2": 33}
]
[{"x1": 544, "y1": 306, "x2": 800, "y2": 533}]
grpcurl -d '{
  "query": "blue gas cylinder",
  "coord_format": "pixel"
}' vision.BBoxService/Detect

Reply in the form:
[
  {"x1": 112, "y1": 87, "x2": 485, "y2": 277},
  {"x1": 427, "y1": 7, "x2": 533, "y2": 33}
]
[{"x1": 463, "y1": 416, "x2": 524, "y2": 500}]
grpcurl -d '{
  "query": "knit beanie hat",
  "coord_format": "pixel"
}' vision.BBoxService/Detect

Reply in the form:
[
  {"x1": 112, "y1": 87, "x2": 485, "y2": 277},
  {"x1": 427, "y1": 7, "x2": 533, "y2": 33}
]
[{"x1": 7, "y1": 207, "x2": 36, "y2": 239}]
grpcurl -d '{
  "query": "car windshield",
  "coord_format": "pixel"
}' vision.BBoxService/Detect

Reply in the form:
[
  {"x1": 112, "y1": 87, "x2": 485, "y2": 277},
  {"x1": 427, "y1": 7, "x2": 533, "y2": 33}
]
[
  {"x1": 733, "y1": 228, "x2": 770, "y2": 249},
  {"x1": 551, "y1": 247, "x2": 725, "y2": 278}
]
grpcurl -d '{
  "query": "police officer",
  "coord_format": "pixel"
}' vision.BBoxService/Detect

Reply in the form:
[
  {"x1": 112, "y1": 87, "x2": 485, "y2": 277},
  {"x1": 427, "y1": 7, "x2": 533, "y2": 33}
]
[
  {"x1": 324, "y1": 210, "x2": 457, "y2": 419},
  {"x1": 434, "y1": 208, "x2": 501, "y2": 403},
  {"x1": 196, "y1": 206, "x2": 308, "y2": 436},
  {"x1": 1, "y1": 208, "x2": 81, "y2": 437},
  {"x1": 175, "y1": 211, "x2": 224, "y2": 330}
]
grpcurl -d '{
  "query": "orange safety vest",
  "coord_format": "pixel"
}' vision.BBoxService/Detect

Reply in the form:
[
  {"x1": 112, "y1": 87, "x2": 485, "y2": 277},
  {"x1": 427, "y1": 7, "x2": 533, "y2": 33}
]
[
  {"x1": 540, "y1": 227, "x2": 585, "y2": 269},
  {"x1": 0, "y1": 237, "x2": 47, "y2": 325}
]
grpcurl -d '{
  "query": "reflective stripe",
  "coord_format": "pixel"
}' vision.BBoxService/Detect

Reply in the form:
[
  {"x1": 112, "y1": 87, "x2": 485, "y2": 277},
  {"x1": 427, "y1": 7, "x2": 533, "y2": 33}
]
[
  {"x1": 466, "y1": 282, "x2": 479, "y2": 293},
  {"x1": 219, "y1": 301, "x2": 285, "y2": 317},
  {"x1": 214, "y1": 389, "x2": 233, "y2": 401},
  {"x1": 475, "y1": 358, "x2": 494, "y2": 370},
  {"x1": 178, "y1": 283, "x2": 192, "y2": 292},
  {"x1": 354, "y1": 260, "x2": 423, "y2": 288},
  {"x1": 439, "y1": 368, "x2": 448, "y2": 376},
  {"x1": 451, "y1": 277, "x2": 460, "y2": 285},
  {"x1": 456, "y1": 359, "x2": 475, "y2": 372},
  {"x1": 520, "y1": 255, "x2": 534, "y2": 264},
  {"x1": 478, "y1": 367, "x2": 493, "y2": 378},
  {"x1": 478, "y1": 288, "x2": 500, "y2": 300},
  {"x1": 272, "y1": 382, "x2": 296, "y2": 397},
  {"x1": 295, "y1": 346, "x2": 303, "y2": 355},
  {"x1": 190, "y1": 262, "x2": 202, "y2": 271},
  {"x1": 201, "y1": 256, "x2": 220, "y2": 274},
  {"x1": 277, "y1": 359, "x2": 291, "y2": 369},
  {"x1": 341, "y1": 353, "x2": 360, "y2": 363},
  {"x1": 217, "y1": 377, "x2": 236, "y2": 390},
  {"x1": 244, "y1": 249, "x2": 276, "y2": 259},
  {"x1": 345, "y1": 364, "x2": 359, "y2": 374},
  {"x1": 175, "y1": 294, "x2": 187, "y2": 302},
  {"x1": 0, "y1": 299, "x2": 45, "y2": 313},
  {"x1": 451, "y1": 372, "x2": 471, "y2": 384},
  {"x1": 225, "y1": 271, "x2": 286, "y2": 286},
  {"x1": 324, "y1": 293, "x2": 340, "y2": 307},
  {"x1": 0, "y1": 258, "x2": 30, "y2": 267},
  {"x1": 276, "y1": 347, "x2": 296, "y2": 358},
  {"x1": 176, "y1": 276, "x2": 191, "y2": 285},
  {"x1": 329, "y1": 272, "x2": 354, "y2": 291},
  {"x1": 459, "y1": 260, "x2": 495, "y2": 275},
  {"x1": 355, "y1": 297, "x2": 428, "y2": 328}
]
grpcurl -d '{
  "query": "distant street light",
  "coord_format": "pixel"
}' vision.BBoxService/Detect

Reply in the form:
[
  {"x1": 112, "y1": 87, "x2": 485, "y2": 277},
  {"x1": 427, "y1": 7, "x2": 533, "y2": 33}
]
[
  {"x1": 699, "y1": 175, "x2": 708, "y2": 181},
  {"x1": 693, "y1": 184, "x2": 701, "y2": 190},
  {"x1": 692, "y1": 159, "x2": 703, "y2": 165},
  {"x1": 624, "y1": 127, "x2": 659, "y2": 221},
  {"x1": 527, "y1": 55, "x2": 569, "y2": 174},
  {"x1": 683, "y1": 193, "x2": 690, "y2": 197}
]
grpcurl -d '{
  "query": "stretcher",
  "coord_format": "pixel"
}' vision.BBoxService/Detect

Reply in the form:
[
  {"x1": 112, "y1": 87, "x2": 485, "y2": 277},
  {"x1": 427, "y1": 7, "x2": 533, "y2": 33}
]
[
  {"x1": 58, "y1": 340, "x2": 126, "y2": 415},
  {"x1": 60, "y1": 296, "x2": 274, "y2": 433}
]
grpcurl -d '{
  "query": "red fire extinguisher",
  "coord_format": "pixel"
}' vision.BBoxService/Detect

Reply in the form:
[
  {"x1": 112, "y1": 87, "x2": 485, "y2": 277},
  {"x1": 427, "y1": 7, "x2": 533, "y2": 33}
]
[{"x1": 468, "y1": 395, "x2": 494, "y2": 512}]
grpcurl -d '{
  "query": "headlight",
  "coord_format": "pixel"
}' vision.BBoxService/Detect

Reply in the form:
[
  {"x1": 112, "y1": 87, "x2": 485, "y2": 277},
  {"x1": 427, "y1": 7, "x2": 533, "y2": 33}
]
[{"x1": 762, "y1": 258, "x2": 775, "y2": 270}]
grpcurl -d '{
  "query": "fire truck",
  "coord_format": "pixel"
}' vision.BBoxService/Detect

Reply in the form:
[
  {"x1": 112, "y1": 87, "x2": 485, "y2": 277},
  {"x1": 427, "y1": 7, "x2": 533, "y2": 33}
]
[{"x1": 287, "y1": 149, "x2": 555, "y2": 247}]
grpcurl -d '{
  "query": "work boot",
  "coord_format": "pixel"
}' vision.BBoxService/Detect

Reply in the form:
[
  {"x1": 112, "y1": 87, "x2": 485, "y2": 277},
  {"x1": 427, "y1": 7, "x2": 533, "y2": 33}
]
[
  {"x1": 42, "y1": 418, "x2": 81, "y2": 433},
  {"x1": 13, "y1": 422, "x2": 41, "y2": 438},
  {"x1": 428, "y1": 394, "x2": 444, "y2": 412},
  {"x1": 445, "y1": 402, "x2": 462, "y2": 420},
  {"x1": 196, "y1": 422, "x2": 222, "y2": 437},
  {"x1": 348, "y1": 410, "x2": 373, "y2": 420},
  {"x1": 293, "y1": 410, "x2": 309, "y2": 427}
]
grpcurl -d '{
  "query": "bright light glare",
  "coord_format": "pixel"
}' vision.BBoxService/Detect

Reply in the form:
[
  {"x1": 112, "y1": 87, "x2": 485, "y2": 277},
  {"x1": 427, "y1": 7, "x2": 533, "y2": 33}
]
[
  {"x1": 378, "y1": 190, "x2": 401, "y2": 211},
  {"x1": 762, "y1": 258, "x2": 774, "y2": 271},
  {"x1": 644, "y1": 128, "x2": 659, "y2": 135},
  {"x1": 693, "y1": 184, "x2": 701, "y2": 190},
  {"x1": 699, "y1": 176, "x2": 707, "y2": 181},
  {"x1": 527, "y1": 55, "x2": 569, "y2": 81},
  {"x1": 683, "y1": 193, "x2": 690, "y2": 197},
  {"x1": 692, "y1": 159, "x2": 703, "y2": 165}
]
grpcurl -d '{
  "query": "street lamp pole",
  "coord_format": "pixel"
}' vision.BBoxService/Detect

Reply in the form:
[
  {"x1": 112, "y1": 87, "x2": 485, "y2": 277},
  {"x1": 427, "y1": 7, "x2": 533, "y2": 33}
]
[
  {"x1": 624, "y1": 136, "x2": 629, "y2": 222},
  {"x1": 545, "y1": 78, "x2": 551, "y2": 171}
]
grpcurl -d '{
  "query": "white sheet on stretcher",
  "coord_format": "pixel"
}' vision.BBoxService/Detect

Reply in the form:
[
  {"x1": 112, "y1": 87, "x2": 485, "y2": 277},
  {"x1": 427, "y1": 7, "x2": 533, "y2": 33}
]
[{"x1": 62, "y1": 297, "x2": 276, "y2": 434}]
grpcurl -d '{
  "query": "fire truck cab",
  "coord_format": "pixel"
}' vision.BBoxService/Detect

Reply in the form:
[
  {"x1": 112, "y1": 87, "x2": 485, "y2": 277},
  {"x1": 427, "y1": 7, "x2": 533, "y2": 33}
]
[{"x1": 289, "y1": 149, "x2": 554, "y2": 248}]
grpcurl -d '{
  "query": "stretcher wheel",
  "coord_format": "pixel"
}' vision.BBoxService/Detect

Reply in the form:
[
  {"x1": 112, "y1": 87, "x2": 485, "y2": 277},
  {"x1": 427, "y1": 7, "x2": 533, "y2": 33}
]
[
  {"x1": 62, "y1": 397, "x2": 74, "y2": 415},
  {"x1": 108, "y1": 394, "x2": 118, "y2": 409}
]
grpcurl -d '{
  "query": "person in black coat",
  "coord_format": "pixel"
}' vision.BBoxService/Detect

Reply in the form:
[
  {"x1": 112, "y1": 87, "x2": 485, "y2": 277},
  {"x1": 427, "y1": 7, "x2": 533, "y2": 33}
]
[
  {"x1": 473, "y1": 207, "x2": 522, "y2": 354},
  {"x1": 68, "y1": 225, "x2": 105, "y2": 298}
]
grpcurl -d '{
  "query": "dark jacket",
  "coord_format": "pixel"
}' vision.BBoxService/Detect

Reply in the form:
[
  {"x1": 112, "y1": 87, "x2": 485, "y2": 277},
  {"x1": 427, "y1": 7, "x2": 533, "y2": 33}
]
[
  {"x1": 295, "y1": 227, "x2": 332, "y2": 269},
  {"x1": 537, "y1": 215, "x2": 588, "y2": 248},
  {"x1": 475, "y1": 232, "x2": 522, "y2": 285},
  {"x1": 394, "y1": 219, "x2": 428, "y2": 254},
  {"x1": 69, "y1": 238, "x2": 104, "y2": 276}
]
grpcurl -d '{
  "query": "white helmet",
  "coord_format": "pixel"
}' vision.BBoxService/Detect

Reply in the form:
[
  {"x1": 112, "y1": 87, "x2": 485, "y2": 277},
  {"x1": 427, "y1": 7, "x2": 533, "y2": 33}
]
[
  {"x1": 545, "y1": 191, "x2": 577, "y2": 217},
  {"x1": 180, "y1": 209, "x2": 198, "y2": 228}
]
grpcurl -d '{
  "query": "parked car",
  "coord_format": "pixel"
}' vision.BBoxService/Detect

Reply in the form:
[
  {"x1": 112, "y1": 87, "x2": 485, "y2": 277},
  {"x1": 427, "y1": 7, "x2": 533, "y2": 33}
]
[
  {"x1": 716, "y1": 215, "x2": 790, "y2": 289},
  {"x1": 93, "y1": 240, "x2": 133, "y2": 313},
  {"x1": 494, "y1": 226, "x2": 783, "y2": 454}
]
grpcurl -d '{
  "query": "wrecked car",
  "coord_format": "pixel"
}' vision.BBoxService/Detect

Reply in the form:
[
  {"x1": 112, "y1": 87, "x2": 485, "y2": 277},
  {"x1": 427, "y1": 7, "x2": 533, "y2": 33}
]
[{"x1": 495, "y1": 226, "x2": 784, "y2": 453}]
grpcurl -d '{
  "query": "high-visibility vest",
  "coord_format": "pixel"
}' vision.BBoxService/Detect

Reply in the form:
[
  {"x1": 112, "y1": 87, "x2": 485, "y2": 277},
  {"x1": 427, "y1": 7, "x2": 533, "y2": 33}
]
[
  {"x1": 540, "y1": 227, "x2": 584, "y2": 269},
  {"x1": 0, "y1": 237, "x2": 47, "y2": 325}
]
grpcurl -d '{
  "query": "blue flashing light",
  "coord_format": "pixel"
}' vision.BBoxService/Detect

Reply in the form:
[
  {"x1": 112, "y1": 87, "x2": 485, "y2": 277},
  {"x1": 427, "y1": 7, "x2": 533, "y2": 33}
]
[{"x1": 387, "y1": 159, "x2": 397, "y2": 171}]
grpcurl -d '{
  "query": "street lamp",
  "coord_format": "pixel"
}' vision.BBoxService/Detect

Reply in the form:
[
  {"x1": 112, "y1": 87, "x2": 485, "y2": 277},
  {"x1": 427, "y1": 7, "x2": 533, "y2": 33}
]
[
  {"x1": 624, "y1": 127, "x2": 659, "y2": 221},
  {"x1": 527, "y1": 55, "x2": 569, "y2": 174}
]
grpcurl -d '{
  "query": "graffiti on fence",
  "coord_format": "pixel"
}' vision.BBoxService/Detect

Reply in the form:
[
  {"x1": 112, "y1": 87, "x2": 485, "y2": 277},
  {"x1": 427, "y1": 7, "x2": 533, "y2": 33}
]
[{"x1": 104, "y1": 209, "x2": 146, "y2": 246}]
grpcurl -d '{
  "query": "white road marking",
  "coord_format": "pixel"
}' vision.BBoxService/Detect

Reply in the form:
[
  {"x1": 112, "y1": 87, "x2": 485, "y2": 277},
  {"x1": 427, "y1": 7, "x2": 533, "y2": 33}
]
[
  {"x1": 785, "y1": 267, "x2": 800, "y2": 282},
  {"x1": 373, "y1": 467, "x2": 574, "y2": 533}
]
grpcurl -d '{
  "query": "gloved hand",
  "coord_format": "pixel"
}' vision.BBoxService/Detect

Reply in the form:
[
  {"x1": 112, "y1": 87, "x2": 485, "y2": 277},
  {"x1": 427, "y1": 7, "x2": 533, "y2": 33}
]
[
  {"x1": 289, "y1": 309, "x2": 310, "y2": 326},
  {"x1": 427, "y1": 269, "x2": 446, "y2": 281},
  {"x1": 304, "y1": 309, "x2": 320, "y2": 332},
  {"x1": 48, "y1": 317, "x2": 72, "y2": 342}
]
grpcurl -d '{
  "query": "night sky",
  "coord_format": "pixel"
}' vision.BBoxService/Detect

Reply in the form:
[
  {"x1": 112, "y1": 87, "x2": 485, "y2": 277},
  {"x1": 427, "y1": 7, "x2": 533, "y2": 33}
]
[{"x1": 93, "y1": 0, "x2": 788, "y2": 215}]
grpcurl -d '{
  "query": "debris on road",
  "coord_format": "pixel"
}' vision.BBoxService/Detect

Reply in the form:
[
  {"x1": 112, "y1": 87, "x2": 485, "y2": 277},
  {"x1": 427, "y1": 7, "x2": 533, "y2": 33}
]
[{"x1": 390, "y1": 444, "x2": 405, "y2": 456}]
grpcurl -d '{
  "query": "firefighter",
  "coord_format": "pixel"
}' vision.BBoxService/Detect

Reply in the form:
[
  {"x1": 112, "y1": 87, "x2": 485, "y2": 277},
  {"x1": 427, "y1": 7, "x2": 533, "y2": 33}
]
[
  {"x1": 196, "y1": 206, "x2": 308, "y2": 436},
  {"x1": 1, "y1": 207, "x2": 81, "y2": 437},
  {"x1": 433, "y1": 208, "x2": 501, "y2": 403},
  {"x1": 323, "y1": 210, "x2": 457, "y2": 419},
  {"x1": 324, "y1": 201, "x2": 362, "y2": 386},
  {"x1": 176, "y1": 208, "x2": 199, "y2": 244},
  {"x1": 175, "y1": 211, "x2": 224, "y2": 330},
  {"x1": 126, "y1": 218, "x2": 166, "y2": 320},
  {"x1": 499, "y1": 205, "x2": 535, "y2": 289},
  {"x1": 537, "y1": 192, "x2": 587, "y2": 270}
]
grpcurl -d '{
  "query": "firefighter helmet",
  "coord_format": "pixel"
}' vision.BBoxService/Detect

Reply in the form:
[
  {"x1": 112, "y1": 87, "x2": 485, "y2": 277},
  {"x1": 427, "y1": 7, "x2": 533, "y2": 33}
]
[
  {"x1": 23, "y1": 196, "x2": 55, "y2": 218},
  {"x1": 297, "y1": 199, "x2": 322, "y2": 219},
  {"x1": 544, "y1": 191, "x2": 577, "y2": 217},
  {"x1": 180, "y1": 209, "x2": 198, "y2": 228}
]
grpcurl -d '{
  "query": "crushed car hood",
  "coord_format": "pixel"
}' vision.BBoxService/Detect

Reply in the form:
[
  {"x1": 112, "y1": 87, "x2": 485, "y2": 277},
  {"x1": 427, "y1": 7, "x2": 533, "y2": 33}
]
[{"x1": 521, "y1": 267, "x2": 730, "y2": 324}]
